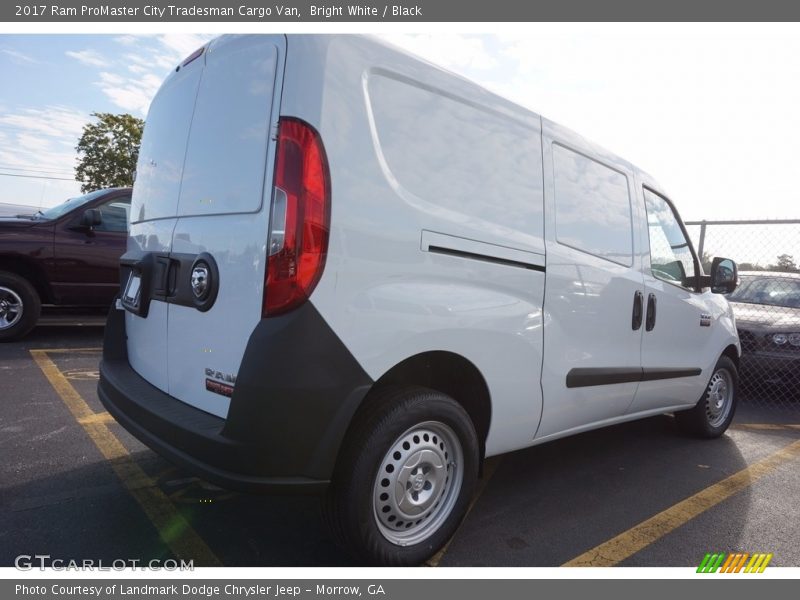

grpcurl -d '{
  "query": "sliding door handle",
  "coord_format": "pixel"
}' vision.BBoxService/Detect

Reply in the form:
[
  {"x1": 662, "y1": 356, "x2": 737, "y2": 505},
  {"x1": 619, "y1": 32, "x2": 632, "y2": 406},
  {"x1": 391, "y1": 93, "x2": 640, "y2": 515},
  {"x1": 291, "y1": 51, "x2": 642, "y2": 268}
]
[
  {"x1": 632, "y1": 290, "x2": 643, "y2": 330},
  {"x1": 645, "y1": 293, "x2": 657, "y2": 332}
]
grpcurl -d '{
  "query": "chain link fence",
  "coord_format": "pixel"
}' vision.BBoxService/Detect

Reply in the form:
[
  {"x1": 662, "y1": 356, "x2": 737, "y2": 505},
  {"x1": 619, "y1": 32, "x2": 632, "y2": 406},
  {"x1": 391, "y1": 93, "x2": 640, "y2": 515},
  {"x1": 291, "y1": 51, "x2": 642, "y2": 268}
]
[{"x1": 685, "y1": 219, "x2": 800, "y2": 413}]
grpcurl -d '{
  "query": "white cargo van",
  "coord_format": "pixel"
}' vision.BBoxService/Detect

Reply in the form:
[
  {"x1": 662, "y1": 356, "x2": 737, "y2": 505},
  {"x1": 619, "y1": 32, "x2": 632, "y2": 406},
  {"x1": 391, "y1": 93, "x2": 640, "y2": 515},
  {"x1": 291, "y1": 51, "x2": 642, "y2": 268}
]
[{"x1": 99, "y1": 34, "x2": 741, "y2": 566}]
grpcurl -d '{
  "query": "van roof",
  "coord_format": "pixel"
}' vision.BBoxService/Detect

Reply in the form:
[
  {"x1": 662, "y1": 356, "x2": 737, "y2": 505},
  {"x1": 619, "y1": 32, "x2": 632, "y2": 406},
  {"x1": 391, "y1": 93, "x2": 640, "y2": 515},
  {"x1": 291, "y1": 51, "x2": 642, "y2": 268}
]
[
  {"x1": 369, "y1": 34, "x2": 668, "y2": 197},
  {"x1": 363, "y1": 34, "x2": 668, "y2": 195}
]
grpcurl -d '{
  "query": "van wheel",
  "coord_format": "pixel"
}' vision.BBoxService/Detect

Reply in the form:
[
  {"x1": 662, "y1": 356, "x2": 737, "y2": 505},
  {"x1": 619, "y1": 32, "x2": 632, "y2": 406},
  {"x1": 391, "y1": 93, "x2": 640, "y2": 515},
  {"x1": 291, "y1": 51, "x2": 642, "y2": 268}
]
[
  {"x1": 675, "y1": 356, "x2": 738, "y2": 438},
  {"x1": 0, "y1": 271, "x2": 40, "y2": 342},
  {"x1": 324, "y1": 386, "x2": 479, "y2": 566}
]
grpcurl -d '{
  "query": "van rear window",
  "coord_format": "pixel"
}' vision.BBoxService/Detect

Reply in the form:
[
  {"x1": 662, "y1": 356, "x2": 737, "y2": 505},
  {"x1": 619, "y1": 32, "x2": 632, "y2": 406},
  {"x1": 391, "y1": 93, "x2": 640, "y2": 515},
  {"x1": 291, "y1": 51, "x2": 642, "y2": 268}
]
[
  {"x1": 176, "y1": 37, "x2": 279, "y2": 218},
  {"x1": 552, "y1": 144, "x2": 633, "y2": 266},
  {"x1": 131, "y1": 36, "x2": 279, "y2": 223}
]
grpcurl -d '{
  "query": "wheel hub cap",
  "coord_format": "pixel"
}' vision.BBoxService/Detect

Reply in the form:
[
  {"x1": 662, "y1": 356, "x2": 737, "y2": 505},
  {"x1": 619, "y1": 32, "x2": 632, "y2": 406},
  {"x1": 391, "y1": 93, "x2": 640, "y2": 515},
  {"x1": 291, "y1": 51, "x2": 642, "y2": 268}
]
[
  {"x1": 0, "y1": 286, "x2": 23, "y2": 330},
  {"x1": 397, "y1": 449, "x2": 444, "y2": 512}
]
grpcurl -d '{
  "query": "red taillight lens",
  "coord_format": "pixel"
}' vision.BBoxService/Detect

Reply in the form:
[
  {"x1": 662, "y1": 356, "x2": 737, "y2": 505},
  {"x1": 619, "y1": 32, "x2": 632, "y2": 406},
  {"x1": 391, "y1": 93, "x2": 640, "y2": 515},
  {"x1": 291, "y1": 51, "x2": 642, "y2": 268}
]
[{"x1": 263, "y1": 118, "x2": 331, "y2": 317}]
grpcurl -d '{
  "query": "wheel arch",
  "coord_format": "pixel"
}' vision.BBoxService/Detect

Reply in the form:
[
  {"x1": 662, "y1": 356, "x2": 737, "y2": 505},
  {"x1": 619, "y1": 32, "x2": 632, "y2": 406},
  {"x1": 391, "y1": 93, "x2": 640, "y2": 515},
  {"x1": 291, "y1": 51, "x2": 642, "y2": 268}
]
[
  {"x1": 345, "y1": 351, "x2": 492, "y2": 465},
  {"x1": 0, "y1": 254, "x2": 53, "y2": 303},
  {"x1": 721, "y1": 343, "x2": 740, "y2": 369}
]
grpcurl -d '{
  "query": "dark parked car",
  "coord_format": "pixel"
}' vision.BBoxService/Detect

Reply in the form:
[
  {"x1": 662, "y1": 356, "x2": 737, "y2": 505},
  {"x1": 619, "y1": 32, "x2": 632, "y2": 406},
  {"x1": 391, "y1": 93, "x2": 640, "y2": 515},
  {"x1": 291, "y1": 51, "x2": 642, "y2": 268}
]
[
  {"x1": 0, "y1": 187, "x2": 131, "y2": 341},
  {"x1": 727, "y1": 271, "x2": 800, "y2": 389}
]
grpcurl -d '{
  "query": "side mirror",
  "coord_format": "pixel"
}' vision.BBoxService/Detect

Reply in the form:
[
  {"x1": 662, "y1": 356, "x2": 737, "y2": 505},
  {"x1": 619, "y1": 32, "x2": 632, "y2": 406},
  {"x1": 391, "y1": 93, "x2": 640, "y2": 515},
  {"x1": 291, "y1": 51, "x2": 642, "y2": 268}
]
[
  {"x1": 710, "y1": 257, "x2": 737, "y2": 294},
  {"x1": 80, "y1": 209, "x2": 102, "y2": 228}
]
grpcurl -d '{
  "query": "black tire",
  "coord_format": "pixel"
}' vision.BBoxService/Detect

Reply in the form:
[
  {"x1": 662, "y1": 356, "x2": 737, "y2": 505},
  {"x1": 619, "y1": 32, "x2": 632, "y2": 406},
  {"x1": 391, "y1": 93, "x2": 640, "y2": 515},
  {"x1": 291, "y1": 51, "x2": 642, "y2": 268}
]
[
  {"x1": 675, "y1": 355, "x2": 738, "y2": 438},
  {"x1": 0, "y1": 271, "x2": 40, "y2": 342},
  {"x1": 323, "y1": 386, "x2": 479, "y2": 566}
]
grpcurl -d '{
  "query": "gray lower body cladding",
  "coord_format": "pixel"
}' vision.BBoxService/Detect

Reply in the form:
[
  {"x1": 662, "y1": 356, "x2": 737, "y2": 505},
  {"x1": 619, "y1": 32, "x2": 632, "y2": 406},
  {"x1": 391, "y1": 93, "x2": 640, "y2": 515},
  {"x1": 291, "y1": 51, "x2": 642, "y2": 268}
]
[{"x1": 98, "y1": 301, "x2": 373, "y2": 494}]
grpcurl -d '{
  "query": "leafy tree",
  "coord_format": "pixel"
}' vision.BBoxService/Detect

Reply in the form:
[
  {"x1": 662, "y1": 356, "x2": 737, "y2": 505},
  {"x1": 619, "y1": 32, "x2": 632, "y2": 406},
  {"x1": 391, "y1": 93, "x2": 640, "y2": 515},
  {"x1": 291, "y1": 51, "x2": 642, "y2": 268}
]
[
  {"x1": 773, "y1": 253, "x2": 798, "y2": 273},
  {"x1": 75, "y1": 112, "x2": 144, "y2": 193}
]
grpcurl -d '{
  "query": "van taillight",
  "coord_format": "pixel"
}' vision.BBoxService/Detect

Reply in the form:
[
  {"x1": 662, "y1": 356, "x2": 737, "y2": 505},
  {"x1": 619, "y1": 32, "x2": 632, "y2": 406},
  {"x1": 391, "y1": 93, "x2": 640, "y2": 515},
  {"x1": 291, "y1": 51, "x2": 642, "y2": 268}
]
[{"x1": 263, "y1": 118, "x2": 331, "y2": 317}]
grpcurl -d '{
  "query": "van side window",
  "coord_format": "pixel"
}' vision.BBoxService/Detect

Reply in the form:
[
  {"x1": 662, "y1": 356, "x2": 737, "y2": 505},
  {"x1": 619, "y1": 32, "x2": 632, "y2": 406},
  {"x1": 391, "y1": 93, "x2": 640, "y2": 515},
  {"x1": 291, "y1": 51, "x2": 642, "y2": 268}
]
[
  {"x1": 643, "y1": 188, "x2": 696, "y2": 289},
  {"x1": 552, "y1": 144, "x2": 633, "y2": 266}
]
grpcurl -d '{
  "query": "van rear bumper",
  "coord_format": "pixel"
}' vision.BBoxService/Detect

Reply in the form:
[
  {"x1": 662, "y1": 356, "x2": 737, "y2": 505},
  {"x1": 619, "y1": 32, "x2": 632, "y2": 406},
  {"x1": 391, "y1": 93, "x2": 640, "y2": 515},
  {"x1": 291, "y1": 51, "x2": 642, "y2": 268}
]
[
  {"x1": 98, "y1": 302, "x2": 373, "y2": 495},
  {"x1": 99, "y1": 358, "x2": 328, "y2": 494}
]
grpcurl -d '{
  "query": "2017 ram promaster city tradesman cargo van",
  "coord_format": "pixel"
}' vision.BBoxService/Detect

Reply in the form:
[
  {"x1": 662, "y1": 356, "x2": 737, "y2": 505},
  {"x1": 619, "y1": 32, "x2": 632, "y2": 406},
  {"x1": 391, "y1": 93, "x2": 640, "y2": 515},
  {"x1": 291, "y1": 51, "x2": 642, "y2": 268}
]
[{"x1": 99, "y1": 34, "x2": 741, "y2": 565}]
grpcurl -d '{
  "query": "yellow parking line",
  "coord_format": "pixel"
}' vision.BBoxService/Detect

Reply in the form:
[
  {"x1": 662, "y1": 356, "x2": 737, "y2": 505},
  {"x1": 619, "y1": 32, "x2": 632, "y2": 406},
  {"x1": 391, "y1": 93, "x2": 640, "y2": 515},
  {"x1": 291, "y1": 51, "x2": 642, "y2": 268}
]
[
  {"x1": 426, "y1": 456, "x2": 502, "y2": 567},
  {"x1": 77, "y1": 411, "x2": 116, "y2": 425},
  {"x1": 32, "y1": 347, "x2": 102, "y2": 353},
  {"x1": 732, "y1": 423, "x2": 800, "y2": 432},
  {"x1": 563, "y1": 438, "x2": 800, "y2": 566},
  {"x1": 30, "y1": 349, "x2": 222, "y2": 567}
]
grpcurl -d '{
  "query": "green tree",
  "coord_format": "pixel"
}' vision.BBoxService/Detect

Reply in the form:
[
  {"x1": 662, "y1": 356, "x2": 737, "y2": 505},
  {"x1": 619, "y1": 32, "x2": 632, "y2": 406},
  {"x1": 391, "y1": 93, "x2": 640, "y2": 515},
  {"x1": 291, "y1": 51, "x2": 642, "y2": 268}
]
[
  {"x1": 75, "y1": 112, "x2": 144, "y2": 193},
  {"x1": 773, "y1": 253, "x2": 798, "y2": 273}
]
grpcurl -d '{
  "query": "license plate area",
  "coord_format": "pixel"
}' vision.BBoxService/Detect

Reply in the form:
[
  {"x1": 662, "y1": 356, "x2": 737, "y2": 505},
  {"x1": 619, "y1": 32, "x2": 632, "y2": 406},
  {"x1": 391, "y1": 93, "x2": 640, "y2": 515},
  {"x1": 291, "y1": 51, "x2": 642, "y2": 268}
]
[
  {"x1": 123, "y1": 272, "x2": 141, "y2": 307},
  {"x1": 120, "y1": 268, "x2": 146, "y2": 316},
  {"x1": 119, "y1": 251, "x2": 163, "y2": 318}
]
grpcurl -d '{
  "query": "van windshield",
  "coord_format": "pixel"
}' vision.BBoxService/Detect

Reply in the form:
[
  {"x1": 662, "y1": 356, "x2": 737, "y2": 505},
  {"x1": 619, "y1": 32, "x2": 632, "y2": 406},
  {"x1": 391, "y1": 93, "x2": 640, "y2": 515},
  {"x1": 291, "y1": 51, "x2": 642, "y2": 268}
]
[{"x1": 37, "y1": 189, "x2": 108, "y2": 220}]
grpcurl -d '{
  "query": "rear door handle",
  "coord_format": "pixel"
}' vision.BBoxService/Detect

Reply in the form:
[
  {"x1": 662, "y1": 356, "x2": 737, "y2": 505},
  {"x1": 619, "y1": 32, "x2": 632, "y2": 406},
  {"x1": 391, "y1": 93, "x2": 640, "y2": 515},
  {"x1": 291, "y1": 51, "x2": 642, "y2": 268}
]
[
  {"x1": 645, "y1": 293, "x2": 657, "y2": 332},
  {"x1": 632, "y1": 290, "x2": 643, "y2": 330}
]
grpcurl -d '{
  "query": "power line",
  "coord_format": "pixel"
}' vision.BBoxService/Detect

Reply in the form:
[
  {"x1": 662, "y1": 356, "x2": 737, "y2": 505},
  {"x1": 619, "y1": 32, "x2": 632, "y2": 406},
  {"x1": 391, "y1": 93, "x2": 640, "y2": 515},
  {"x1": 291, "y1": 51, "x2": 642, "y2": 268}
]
[
  {"x1": 0, "y1": 124, "x2": 80, "y2": 139},
  {"x1": 0, "y1": 165, "x2": 75, "y2": 176},
  {"x1": 0, "y1": 172, "x2": 77, "y2": 182}
]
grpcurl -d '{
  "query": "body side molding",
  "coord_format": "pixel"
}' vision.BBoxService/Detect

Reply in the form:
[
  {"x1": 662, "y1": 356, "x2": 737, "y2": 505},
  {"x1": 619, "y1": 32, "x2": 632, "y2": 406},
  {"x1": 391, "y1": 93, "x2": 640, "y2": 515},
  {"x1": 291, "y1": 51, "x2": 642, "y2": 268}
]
[{"x1": 566, "y1": 367, "x2": 702, "y2": 388}]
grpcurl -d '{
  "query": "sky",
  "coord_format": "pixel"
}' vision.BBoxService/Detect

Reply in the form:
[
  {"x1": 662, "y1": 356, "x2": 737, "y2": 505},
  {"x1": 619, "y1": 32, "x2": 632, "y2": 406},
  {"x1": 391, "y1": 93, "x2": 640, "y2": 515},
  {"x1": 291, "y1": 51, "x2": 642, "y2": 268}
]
[
  {"x1": 0, "y1": 33, "x2": 212, "y2": 207},
  {"x1": 1, "y1": 27, "x2": 800, "y2": 231}
]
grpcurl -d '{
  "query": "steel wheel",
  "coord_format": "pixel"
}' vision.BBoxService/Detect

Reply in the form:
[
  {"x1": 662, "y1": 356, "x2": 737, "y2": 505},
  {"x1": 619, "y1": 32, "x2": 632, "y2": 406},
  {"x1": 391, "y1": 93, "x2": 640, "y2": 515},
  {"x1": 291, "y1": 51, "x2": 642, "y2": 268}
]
[
  {"x1": 676, "y1": 355, "x2": 738, "y2": 438},
  {"x1": 324, "y1": 386, "x2": 478, "y2": 565},
  {"x1": 0, "y1": 286, "x2": 23, "y2": 331},
  {"x1": 372, "y1": 420, "x2": 464, "y2": 547},
  {"x1": 705, "y1": 368, "x2": 733, "y2": 428}
]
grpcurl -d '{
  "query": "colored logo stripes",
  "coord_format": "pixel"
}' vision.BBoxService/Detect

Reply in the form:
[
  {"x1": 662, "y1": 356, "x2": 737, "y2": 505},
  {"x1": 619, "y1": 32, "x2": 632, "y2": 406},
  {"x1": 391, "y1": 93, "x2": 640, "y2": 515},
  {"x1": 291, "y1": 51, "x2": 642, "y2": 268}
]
[{"x1": 697, "y1": 552, "x2": 773, "y2": 573}]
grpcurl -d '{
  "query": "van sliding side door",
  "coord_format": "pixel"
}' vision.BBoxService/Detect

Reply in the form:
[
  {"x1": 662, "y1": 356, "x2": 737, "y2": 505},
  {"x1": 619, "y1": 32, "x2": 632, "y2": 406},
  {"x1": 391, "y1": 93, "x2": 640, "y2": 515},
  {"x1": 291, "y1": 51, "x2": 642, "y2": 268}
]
[{"x1": 537, "y1": 123, "x2": 646, "y2": 439}]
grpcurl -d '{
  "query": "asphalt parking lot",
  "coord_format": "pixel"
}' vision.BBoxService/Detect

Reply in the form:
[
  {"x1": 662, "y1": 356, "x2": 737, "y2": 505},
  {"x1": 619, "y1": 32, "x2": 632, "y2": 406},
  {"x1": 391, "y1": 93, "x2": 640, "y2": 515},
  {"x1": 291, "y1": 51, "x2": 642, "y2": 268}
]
[{"x1": 2, "y1": 319, "x2": 799, "y2": 568}]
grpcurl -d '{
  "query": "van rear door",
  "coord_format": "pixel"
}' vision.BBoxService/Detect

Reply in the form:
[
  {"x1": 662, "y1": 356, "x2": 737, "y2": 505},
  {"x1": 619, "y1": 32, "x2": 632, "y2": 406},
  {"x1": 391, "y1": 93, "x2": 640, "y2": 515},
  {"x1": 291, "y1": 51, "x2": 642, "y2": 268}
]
[
  {"x1": 125, "y1": 34, "x2": 286, "y2": 418},
  {"x1": 125, "y1": 45, "x2": 206, "y2": 392}
]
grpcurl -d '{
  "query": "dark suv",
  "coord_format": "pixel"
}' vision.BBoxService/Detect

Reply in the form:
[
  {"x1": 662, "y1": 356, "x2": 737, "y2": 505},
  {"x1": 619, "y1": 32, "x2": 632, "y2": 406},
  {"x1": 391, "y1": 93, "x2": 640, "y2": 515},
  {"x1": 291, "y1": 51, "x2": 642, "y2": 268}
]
[
  {"x1": 0, "y1": 187, "x2": 131, "y2": 341},
  {"x1": 727, "y1": 271, "x2": 800, "y2": 389}
]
